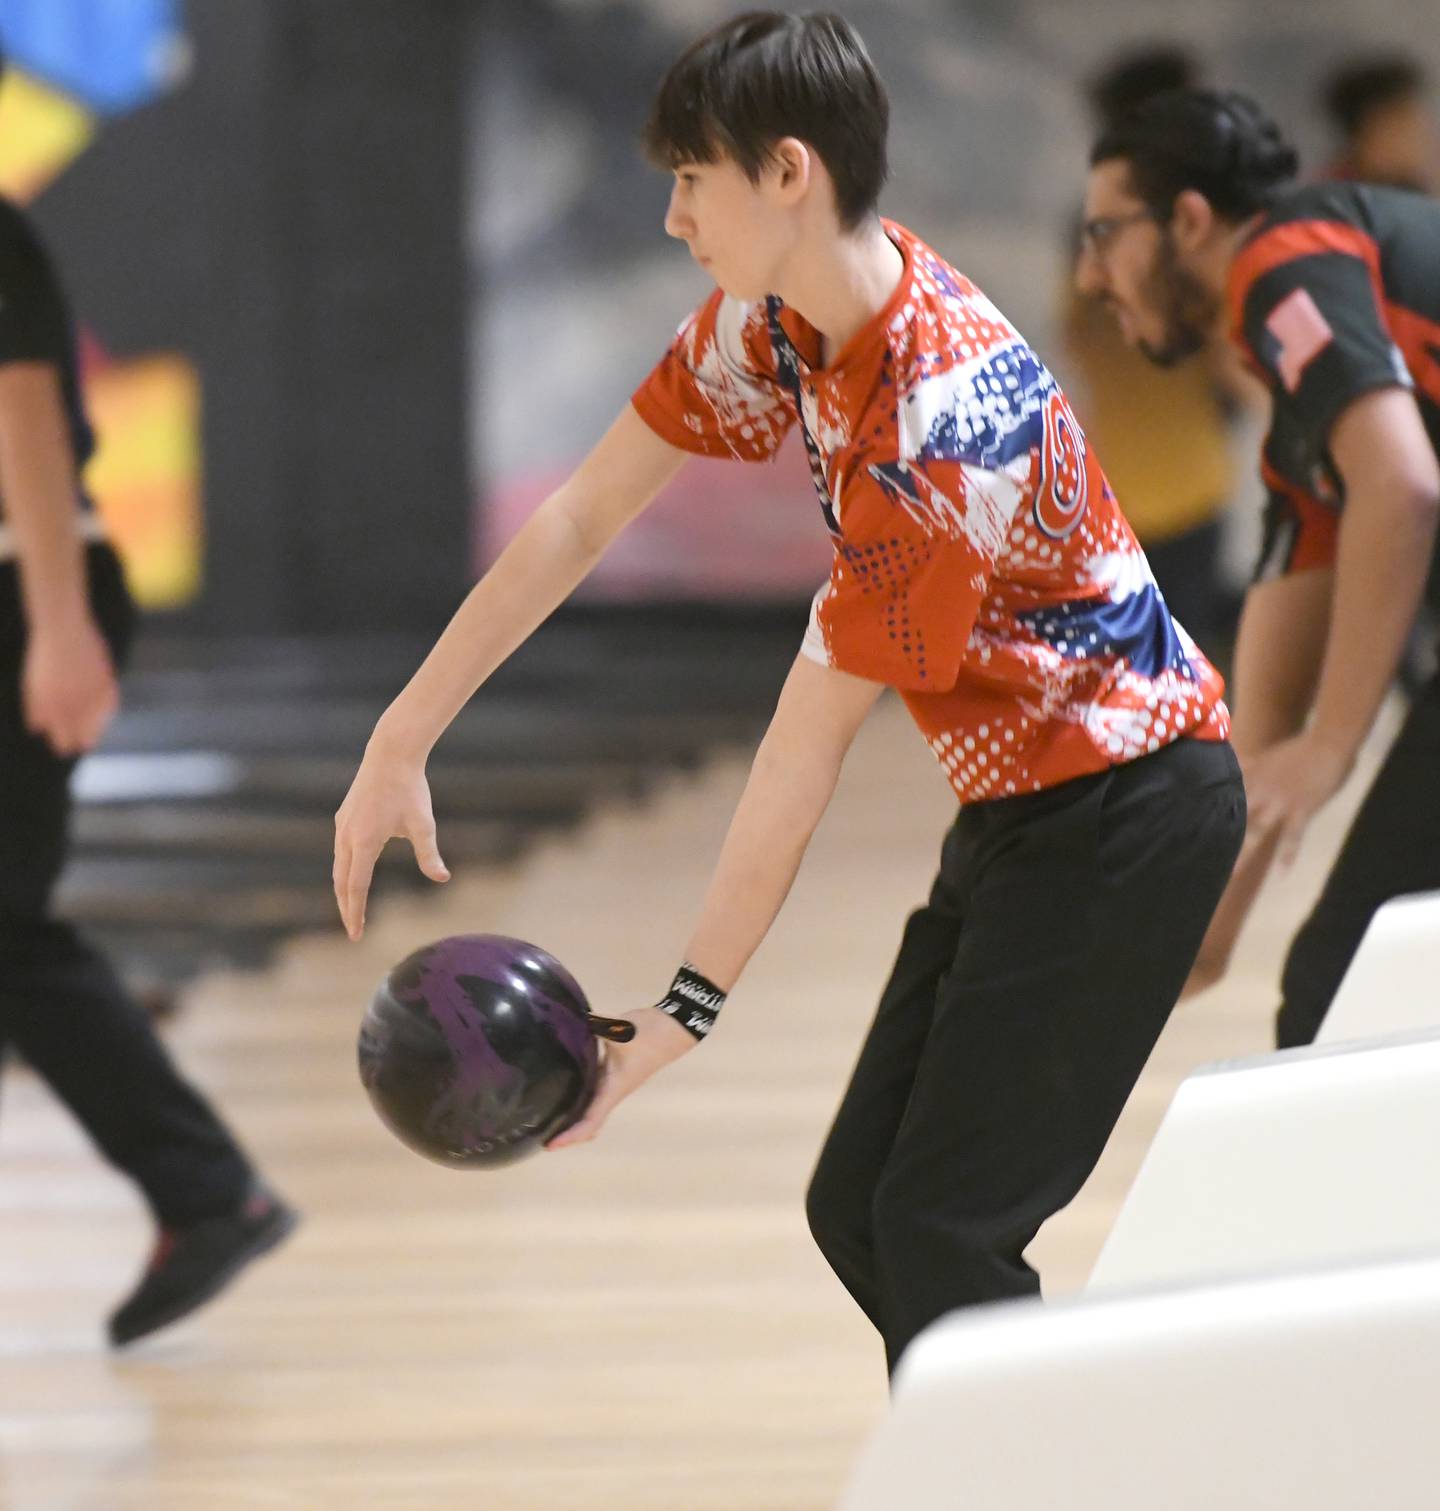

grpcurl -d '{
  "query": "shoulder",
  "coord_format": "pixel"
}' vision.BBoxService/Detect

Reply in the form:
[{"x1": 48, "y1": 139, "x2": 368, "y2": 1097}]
[
  {"x1": 1227, "y1": 183, "x2": 1392, "y2": 385},
  {"x1": 1230, "y1": 184, "x2": 1379, "y2": 308},
  {"x1": 882, "y1": 224, "x2": 1025, "y2": 387},
  {"x1": 884, "y1": 250, "x2": 1052, "y2": 473},
  {"x1": 1254, "y1": 181, "x2": 1370, "y2": 233}
]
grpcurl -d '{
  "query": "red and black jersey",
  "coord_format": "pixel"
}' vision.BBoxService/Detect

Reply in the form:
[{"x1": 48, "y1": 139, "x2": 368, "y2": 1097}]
[{"x1": 1228, "y1": 181, "x2": 1440, "y2": 587}]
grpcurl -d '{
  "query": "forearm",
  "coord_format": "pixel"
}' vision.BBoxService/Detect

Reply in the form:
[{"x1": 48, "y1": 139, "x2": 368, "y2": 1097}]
[
  {"x1": 8, "y1": 499, "x2": 88, "y2": 629},
  {"x1": 371, "y1": 407, "x2": 685, "y2": 761},
  {"x1": 0, "y1": 366, "x2": 89, "y2": 630},
  {"x1": 1189, "y1": 572, "x2": 1330, "y2": 985},
  {"x1": 1308, "y1": 482, "x2": 1439, "y2": 761},
  {"x1": 1228, "y1": 570, "x2": 1332, "y2": 756},
  {"x1": 684, "y1": 731, "x2": 846, "y2": 992},
  {"x1": 1184, "y1": 827, "x2": 1282, "y2": 992},
  {"x1": 548, "y1": 731, "x2": 851, "y2": 1149}
]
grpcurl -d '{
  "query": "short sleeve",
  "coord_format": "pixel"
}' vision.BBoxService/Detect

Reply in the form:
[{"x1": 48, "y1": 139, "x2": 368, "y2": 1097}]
[
  {"x1": 631, "y1": 288, "x2": 795, "y2": 461},
  {"x1": 1253, "y1": 458, "x2": 1340, "y2": 584},
  {"x1": 1233, "y1": 225, "x2": 1410, "y2": 460},
  {"x1": 0, "y1": 217, "x2": 67, "y2": 367},
  {"x1": 801, "y1": 456, "x2": 1023, "y2": 692}
]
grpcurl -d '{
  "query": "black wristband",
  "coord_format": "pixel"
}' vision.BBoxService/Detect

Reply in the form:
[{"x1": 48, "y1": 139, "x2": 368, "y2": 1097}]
[{"x1": 656, "y1": 962, "x2": 727, "y2": 1040}]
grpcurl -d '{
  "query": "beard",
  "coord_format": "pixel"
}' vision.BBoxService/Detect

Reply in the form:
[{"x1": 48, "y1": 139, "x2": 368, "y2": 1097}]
[{"x1": 1135, "y1": 234, "x2": 1218, "y2": 369}]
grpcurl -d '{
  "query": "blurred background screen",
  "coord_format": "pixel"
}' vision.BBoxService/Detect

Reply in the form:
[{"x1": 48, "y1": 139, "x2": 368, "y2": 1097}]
[{"x1": 5, "y1": 0, "x2": 1438, "y2": 624}]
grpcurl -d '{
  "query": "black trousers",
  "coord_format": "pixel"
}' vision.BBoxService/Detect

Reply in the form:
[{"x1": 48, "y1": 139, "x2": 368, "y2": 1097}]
[
  {"x1": 1277, "y1": 669, "x2": 1440, "y2": 1049},
  {"x1": 805, "y1": 737, "x2": 1245, "y2": 1373},
  {"x1": 0, "y1": 544, "x2": 252, "y2": 1226}
]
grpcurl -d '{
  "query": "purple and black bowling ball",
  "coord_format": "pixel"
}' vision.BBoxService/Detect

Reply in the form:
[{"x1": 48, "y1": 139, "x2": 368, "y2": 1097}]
[{"x1": 358, "y1": 934, "x2": 601, "y2": 1169}]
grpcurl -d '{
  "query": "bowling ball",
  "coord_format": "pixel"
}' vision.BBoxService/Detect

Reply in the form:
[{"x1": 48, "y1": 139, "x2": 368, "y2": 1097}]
[{"x1": 358, "y1": 934, "x2": 601, "y2": 1169}]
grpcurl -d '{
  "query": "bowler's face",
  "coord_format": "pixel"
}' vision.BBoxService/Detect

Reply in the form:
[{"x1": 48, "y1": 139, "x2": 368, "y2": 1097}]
[
  {"x1": 664, "y1": 156, "x2": 788, "y2": 302},
  {"x1": 1076, "y1": 161, "x2": 1169, "y2": 353},
  {"x1": 1077, "y1": 159, "x2": 1220, "y2": 368}
]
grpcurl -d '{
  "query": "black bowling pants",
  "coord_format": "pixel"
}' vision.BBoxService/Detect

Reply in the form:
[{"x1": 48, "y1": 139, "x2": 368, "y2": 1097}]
[
  {"x1": 805, "y1": 736, "x2": 1245, "y2": 1374},
  {"x1": 1277, "y1": 668, "x2": 1440, "y2": 1047},
  {"x1": 0, "y1": 545, "x2": 250, "y2": 1225}
]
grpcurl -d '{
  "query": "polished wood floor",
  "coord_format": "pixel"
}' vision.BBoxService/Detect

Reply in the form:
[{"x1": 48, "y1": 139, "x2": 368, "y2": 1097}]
[{"x1": 1, "y1": 695, "x2": 1400, "y2": 1510}]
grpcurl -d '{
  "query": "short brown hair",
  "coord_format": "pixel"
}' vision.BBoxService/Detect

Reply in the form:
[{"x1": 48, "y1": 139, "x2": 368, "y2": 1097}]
[{"x1": 642, "y1": 11, "x2": 889, "y2": 231}]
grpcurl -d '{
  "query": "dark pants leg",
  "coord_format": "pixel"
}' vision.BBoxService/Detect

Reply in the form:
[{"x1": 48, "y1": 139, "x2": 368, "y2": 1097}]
[
  {"x1": 0, "y1": 545, "x2": 253, "y2": 1225},
  {"x1": 806, "y1": 739, "x2": 1245, "y2": 1373},
  {"x1": 1276, "y1": 671, "x2": 1440, "y2": 1049},
  {"x1": 801, "y1": 844, "x2": 969, "y2": 1334}
]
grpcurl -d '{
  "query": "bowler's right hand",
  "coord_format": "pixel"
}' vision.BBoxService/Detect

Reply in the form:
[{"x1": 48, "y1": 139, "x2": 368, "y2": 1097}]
[
  {"x1": 333, "y1": 744, "x2": 450, "y2": 940},
  {"x1": 23, "y1": 613, "x2": 120, "y2": 758}
]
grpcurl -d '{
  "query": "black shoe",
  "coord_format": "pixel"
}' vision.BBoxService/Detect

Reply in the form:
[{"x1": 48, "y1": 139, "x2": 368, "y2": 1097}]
[{"x1": 108, "y1": 1184, "x2": 300, "y2": 1348}]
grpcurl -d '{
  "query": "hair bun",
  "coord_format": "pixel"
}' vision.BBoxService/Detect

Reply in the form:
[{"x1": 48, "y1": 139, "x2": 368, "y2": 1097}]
[{"x1": 1218, "y1": 91, "x2": 1300, "y2": 189}]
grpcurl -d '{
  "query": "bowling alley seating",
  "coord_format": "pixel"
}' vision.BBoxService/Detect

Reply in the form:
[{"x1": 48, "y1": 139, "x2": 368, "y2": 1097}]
[
  {"x1": 838, "y1": 1253, "x2": 1440, "y2": 1511},
  {"x1": 63, "y1": 611, "x2": 802, "y2": 991},
  {"x1": 1086, "y1": 1027, "x2": 1440, "y2": 1294},
  {"x1": 1313, "y1": 889, "x2": 1440, "y2": 1045},
  {"x1": 839, "y1": 1019, "x2": 1440, "y2": 1507}
]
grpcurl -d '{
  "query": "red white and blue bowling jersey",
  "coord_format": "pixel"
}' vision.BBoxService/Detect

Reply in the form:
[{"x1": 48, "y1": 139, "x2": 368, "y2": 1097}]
[{"x1": 632, "y1": 219, "x2": 1228, "y2": 803}]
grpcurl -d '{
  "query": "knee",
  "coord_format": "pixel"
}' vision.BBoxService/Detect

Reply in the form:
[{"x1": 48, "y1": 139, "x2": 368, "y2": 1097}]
[
  {"x1": 869, "y1": 1163, "x2": 998, "y2": 1267},
  {"x1": 869, "y1": 1166, "x2": 938, "y2": 1272},
  {"x1": 869, "y1": 1168, "x2": 924, "y2": 1251},
  {"x1": 805, "y1": 1160, "x2": 870, "y2": 1265}
]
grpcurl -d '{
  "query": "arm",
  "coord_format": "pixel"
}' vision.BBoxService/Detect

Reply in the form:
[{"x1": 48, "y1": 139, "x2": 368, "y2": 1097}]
[
  {"x1": 0, "y1": 361, "x2": 118, "y2": 757},
  {"x1": 1182, "y1": 567, "x2": 1331, "y2": 994},
  {"x1": 548, "y1": 653, "x2": 884, "y2": 1148},
  {"x1": 374, "y1": 404, "x2": 687, "y2": 760},
  {"x1": 333, "y1": 404, "x2": 688, "y2": 936},
  {"x1": 1305, "y1": 389, "x2": 1440, "y2": 767},
  {"x1": 1186, "y1": 387, "x2": 1439, "y2": 995},
  {"x1": 683, "y1": 653, "x2": 884, "y2": 989},
  {"x1": 1243, "y1": 389, "x2": 1440, "y2": 862}
]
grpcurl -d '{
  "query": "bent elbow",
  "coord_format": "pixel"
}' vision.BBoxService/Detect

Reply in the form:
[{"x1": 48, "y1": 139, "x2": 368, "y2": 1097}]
[
  {"x1": 1374, "y1": 472, "x2": 1440, "y2": 544},
  {"x1": 1403, "y1": 482, "x2": 1440, "y2": 555},
  {"x1": 545, "y1": 486, "x2": 613, "y2": 568}
]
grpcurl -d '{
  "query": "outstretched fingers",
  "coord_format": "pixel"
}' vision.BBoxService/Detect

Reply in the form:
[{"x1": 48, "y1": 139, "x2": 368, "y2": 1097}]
[{"x1": 333, "y1": 828, "x2": 380, "y2": 941}]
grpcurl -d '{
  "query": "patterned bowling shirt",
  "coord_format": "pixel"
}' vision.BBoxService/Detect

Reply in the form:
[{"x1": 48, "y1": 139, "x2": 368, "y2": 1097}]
[{"x1": 634, "y1": 219, "x2": 1228, "y2": 802}]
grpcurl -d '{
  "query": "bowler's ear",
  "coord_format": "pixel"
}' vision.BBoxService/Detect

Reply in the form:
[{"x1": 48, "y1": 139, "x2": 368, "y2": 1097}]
[
  {"x1": 1170, "y1": 188, "x2": 1219, "y2": 252},
  {"x1": 769, "y1": 136, "x2": 814, "y2": 202}
]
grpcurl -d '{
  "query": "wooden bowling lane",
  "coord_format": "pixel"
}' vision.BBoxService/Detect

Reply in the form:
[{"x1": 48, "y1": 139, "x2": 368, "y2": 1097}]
[{"x1": 1, "y1": 695, "x2": 1399, "y2": 1510}]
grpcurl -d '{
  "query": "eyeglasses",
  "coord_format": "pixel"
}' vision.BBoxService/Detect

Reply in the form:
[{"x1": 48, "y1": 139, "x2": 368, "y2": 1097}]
[{"x1": 1078, "y1": 209, "x2": 1159, "y2": 259}]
